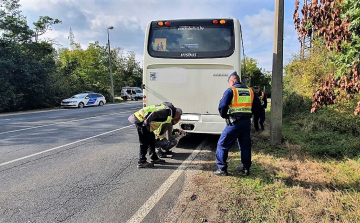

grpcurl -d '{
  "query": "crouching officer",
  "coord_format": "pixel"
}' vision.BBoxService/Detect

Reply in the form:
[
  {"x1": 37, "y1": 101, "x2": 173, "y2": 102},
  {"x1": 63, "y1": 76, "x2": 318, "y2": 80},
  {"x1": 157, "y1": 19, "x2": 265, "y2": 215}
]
[
  {"x1": 214, "y1": 71, "x2": 261, "y2": 176},
  {"x1": 154, "y1": 110, "x2": 184, "y2": 158},
  {"x1": 128, "y1": 102, "x2": 182, "y2": 168}
]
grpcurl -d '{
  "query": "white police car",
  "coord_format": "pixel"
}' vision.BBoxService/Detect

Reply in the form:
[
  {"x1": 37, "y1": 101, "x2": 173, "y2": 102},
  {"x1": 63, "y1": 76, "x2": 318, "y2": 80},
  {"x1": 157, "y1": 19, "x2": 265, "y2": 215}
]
[{"x1": 61, "y1": 92, "x2": 106, "y2": 108}]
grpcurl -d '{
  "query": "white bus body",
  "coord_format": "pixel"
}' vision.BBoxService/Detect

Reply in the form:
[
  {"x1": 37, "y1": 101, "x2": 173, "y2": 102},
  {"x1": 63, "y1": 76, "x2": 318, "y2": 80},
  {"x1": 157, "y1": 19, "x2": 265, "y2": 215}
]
[{"x1": 142, "y1": 18, "x2": 242, "y2": 134}]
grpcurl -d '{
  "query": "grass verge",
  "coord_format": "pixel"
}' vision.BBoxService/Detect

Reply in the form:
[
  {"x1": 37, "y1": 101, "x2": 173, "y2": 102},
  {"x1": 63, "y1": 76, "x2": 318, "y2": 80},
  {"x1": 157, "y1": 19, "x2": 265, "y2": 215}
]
[{"x1": 172, "y1": 106, "x2": 360, "y2": 223}]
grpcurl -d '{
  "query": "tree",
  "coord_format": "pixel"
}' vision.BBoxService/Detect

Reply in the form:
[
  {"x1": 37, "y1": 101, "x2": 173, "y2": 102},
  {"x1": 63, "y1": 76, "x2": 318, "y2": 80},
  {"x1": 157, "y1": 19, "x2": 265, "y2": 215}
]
[
  {"x1": 32, "y1": 16, "x2": 61, "y2": 42},
  {"x1": 292, "y1": 0, "x2": 360, "y2": 115},
  {"x1": 56, "y1": 42, "x2": 143, "y2": 101},
  {"x1": 241, "y1": 57, "x2": 271, "y2": 95},
  {"x1": 0, "y1": 0, "x2": 62, "y2": 111}
]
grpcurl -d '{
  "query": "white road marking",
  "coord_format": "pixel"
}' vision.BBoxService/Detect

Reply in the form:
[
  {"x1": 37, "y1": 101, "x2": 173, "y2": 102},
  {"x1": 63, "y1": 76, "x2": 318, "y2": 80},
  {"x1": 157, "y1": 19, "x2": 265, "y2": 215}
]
[
  {"x1": 0, "y1": 125, "x2": 134, "y2": 167},
  {"x1": 125, "y1": 139, "x2": 207, "y2": 223},
  {"x1": 0, "y1": 108, "x2": 63, "y2": 117},
  {"x1": 0, "y1": 110, "x2": 137, "y2": 135},
  {"x1": 0, "y1": 102, "x2": 142, "y2": 117}
]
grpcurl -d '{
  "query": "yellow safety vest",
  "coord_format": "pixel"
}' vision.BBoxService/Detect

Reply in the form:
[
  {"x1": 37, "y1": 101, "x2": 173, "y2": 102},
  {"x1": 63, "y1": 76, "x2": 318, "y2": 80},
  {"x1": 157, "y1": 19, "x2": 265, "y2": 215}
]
[
  {"x1": 229, "y1": 86, "x2": 254, "y2": 114},
  {"x1": 154, "y1": 123, "x2": 171, "y2": 140},
  {"x1": 259, "y1": 91, "x2": 265, "y2": 106},
  {"x1": 134, "y1": 104, "x2": 172, "y2": 132}
]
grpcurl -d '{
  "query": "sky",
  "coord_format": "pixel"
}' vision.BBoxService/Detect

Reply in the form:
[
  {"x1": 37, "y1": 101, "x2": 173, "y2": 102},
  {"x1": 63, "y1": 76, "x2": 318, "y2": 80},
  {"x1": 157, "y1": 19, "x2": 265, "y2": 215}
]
[{"x1": 20, "y1": 0, "x2": 299, "y2": 72}]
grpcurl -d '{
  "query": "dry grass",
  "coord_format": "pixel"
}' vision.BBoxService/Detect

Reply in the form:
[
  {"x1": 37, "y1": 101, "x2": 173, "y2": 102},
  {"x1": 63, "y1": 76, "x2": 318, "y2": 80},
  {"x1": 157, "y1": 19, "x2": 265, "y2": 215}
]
[{"x1": 165, "y1": 118, "x2": 360, "y2": 223}]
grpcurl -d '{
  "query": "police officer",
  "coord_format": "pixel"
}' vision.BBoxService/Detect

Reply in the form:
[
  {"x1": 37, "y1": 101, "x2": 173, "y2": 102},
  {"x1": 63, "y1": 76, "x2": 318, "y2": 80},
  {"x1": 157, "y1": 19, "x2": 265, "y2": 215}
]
[
  {"x1": 214, "y1": 71, "x2": 261, "y2": 176},
  {"x1": 253, "y1": 86, "x2": 267, "y2": 131},
  {"x1": 154, "y1": 114, "x2": 185, "y2": 158},
  {"x1": 128, "y1": 102, "x2": 182, "y2": 168}
]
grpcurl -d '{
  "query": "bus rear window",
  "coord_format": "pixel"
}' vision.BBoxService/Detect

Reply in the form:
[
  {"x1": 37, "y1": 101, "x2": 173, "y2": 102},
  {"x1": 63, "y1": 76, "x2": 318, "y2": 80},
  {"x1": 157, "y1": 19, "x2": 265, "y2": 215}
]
[{"x1": 148, "y1": 25, "x2": 234, "y2": 59}]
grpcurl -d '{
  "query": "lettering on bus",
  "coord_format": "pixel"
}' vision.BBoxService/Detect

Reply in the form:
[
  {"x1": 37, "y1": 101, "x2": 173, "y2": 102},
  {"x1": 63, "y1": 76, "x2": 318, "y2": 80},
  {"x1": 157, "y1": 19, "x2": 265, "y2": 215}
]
[
  {"x1": 213, "y1": 73, "x2": 228, "y2": 77},
  {"x1": 177, "y1": 26, "x2": 204, "y2": 31},
  {"x1": 180, "y1": 53, "x2": 197, "y2": 57}
]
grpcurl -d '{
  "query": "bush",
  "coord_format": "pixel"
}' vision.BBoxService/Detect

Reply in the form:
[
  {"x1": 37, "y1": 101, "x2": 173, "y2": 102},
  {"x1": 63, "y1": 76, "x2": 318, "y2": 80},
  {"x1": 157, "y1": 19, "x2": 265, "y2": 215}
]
[{"x1": 283, "y1": 91, "x2": 312, "y2": 117}]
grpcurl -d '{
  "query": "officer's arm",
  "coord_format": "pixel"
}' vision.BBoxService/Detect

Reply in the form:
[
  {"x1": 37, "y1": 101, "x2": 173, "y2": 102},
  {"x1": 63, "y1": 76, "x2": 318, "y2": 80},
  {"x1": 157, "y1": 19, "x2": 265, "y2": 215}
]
[
  {"x1": 218, "y1": 88, "x2": 233, "y2": 119},
  {"x1": 143, "y1": 109, "x2": 169, "y2": 125}
]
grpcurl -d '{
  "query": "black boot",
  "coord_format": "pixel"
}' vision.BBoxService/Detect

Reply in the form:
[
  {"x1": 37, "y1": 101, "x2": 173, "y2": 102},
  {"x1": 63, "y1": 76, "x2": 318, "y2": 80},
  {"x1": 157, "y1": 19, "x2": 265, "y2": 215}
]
[
  {"x1": 156, "y1": 148, "x2": 166, "y2": 158},
  {"x1": 213, "y1": 169, "x2": 228, "y2": 176},
  {"x1": 237, "y1": 166, "x2": 250, "y2": 176}
]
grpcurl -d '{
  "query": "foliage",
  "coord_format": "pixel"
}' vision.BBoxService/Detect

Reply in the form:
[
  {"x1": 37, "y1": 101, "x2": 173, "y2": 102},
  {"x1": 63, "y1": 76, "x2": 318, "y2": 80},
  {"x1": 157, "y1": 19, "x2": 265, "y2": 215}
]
[
  {"x1": 284, "y1": 40, "x2": 336, "y2": 97},
  {"x1": 0, "y1": 0, "x2": 32, "y2": 43},
  {"x1": 56, "y1": 43, "x2": 143, "y2": 102},
  {"x1": 0, "y1": 0, "x2": 62, "y2": 111},
  {"x1": 0, "y1": 0, "x2": 142, "y2": 112},
  {"x1": 284, "y1": 111, "x2": 360, "y2": 158},
  {"x1": 283, "y1": 91, "x2": 312, "y2": 117},
  {"x1": 186, "y1": 114, "x2": 360, "y2": 222},
  {"x1": 241, "y1": 57, "x2": 271, "y2": 95},
  {"x1": 113, "y1": 50, "x2": 143, "y2": 94},
  {"x1": 291, "y1": 0, "x2": 360, "y2": 115},
  {"x1": 32, "y1": 16, "x2": 61, "y2": 43}
]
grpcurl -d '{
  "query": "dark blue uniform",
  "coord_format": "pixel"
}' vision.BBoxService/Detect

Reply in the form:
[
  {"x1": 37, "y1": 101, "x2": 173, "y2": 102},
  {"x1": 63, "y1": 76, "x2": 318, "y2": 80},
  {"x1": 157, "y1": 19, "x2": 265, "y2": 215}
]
[
  {"x1": 215, "y1": 81, "x2": 261, "y2": 172},
  {"x1": 254, "y1": 90, "x2": 267, "y2": 131}
]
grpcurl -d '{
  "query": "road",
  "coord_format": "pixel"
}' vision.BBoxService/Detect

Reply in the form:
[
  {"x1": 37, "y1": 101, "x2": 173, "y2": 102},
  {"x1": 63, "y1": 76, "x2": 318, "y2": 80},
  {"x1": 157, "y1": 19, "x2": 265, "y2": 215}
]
[{"x1": 0, "y1": 102, "x2": 210, "y2": 223}]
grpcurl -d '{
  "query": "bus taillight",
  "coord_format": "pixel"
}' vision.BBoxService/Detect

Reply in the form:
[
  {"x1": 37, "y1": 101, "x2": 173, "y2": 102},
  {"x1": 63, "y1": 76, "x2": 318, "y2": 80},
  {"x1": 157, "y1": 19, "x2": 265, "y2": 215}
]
[
  {"x1": 212, "y1": 19, "x2": 226, "y2": 25},
  {"x1": 165, "y1": 21, "x2": 171, "y2": 26}
]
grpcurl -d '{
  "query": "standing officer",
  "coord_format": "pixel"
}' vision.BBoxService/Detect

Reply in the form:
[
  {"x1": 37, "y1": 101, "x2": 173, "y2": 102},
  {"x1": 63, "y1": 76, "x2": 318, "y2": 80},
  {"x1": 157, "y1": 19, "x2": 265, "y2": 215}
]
[
  {"x1": 253, "y1": 86, "x2": 267, "y2": 131},
  {"x1": 214, "y1": 71, "x2": 261, "y2": 176},
  {"x1": 128, "y1": 102, "x2": 182, "y2": 168}
]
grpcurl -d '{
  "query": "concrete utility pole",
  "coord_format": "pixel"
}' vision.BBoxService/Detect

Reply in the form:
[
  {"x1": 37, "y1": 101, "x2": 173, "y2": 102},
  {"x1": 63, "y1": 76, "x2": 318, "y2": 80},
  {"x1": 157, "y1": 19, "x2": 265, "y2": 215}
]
[{"x1": 270, "y1": 0, "x2": 284, "y2": 146}]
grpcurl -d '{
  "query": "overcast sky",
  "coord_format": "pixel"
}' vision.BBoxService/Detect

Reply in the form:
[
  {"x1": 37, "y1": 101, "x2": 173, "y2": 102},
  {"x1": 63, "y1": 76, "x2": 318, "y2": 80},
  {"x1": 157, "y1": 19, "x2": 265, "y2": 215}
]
[{"x1": 21, "y1": 0, "x2": 299, "y2": 72}]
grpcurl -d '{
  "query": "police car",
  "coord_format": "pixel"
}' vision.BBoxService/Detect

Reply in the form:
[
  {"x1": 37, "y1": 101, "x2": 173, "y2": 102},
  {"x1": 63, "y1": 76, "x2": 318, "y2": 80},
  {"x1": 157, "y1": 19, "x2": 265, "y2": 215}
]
[{"x1": 61, "y1": 92, "x2": 106, "y2": 108}]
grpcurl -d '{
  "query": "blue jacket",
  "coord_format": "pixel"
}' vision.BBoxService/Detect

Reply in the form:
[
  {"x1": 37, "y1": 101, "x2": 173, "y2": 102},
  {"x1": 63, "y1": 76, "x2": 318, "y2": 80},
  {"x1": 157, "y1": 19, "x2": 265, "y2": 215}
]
[{"x1": 218, "y1": 81, "x2": 261, "y2": 119}]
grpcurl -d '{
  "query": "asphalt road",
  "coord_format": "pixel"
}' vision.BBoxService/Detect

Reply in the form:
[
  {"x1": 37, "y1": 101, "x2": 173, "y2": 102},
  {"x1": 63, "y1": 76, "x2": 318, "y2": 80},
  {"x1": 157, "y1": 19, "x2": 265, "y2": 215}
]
[{"x1": 0, "y1": 102, "x2": 211, "y2": 223}]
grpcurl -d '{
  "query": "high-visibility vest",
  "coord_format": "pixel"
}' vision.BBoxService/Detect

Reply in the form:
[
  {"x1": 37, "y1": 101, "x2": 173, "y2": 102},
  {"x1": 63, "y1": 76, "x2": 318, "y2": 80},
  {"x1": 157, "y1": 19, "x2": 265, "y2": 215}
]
[
  {"x1": 154, "y1": 123, "x2": 171, "y2": 140},
  {"x1": 229, "y1": 86, "x2": 254, "y2": 114},
  {"x1": 259, "y1": 91, "x2": 265, "y2": 105},
  {"x1": 134, "y1": 104, "x2": 172, "y2": 132}
]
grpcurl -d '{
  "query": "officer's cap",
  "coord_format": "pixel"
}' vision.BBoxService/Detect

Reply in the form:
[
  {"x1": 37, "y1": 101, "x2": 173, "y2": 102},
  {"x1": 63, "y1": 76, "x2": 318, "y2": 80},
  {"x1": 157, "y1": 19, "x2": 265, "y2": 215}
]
[{"x1": 227, "y1": 71, "x2": 239, "y2": 82}]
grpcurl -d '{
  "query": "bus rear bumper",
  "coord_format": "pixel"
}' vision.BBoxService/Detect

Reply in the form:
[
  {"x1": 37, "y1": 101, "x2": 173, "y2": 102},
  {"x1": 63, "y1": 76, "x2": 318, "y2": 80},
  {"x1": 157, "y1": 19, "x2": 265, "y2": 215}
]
[{"x1": 177, "y1": 114, "x2": 227, "y2": 135}]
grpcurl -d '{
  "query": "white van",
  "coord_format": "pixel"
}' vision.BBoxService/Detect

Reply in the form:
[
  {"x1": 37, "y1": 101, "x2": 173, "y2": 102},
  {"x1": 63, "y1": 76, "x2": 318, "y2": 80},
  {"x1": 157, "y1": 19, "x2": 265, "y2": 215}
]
[{"x1": 121, "y1": 87, "x2": 143, "y2": 101}]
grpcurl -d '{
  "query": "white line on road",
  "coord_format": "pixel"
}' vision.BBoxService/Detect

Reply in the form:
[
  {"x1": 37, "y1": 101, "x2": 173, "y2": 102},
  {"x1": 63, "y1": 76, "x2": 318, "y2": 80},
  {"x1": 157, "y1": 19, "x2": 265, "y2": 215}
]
[
  {"x1": 0, "y1": 108, "x2": 63, "y2": 117},
  {"x1": 0, "y1": 102, "x2": 142, "y2": 117},
  {"x1": 0, "y1": 124, "x2": 134, "y2": 167},
  {"x1": 0, "y1": 111, "x2": 137, "y2": 135},
  {"x1": 125, "y1": 139, "x2": 207, "y2": 223}
]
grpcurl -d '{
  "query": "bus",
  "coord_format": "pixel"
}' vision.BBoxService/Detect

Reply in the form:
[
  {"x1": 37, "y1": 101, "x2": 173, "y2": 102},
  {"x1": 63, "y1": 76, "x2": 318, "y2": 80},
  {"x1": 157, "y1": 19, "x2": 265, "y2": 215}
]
[{"x1": 142, "y1": 18, "x2": 242, "y2": 134}]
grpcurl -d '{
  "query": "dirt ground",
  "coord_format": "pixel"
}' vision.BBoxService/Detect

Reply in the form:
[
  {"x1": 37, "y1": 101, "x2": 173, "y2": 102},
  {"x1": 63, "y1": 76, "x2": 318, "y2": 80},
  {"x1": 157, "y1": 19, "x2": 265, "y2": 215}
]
[
  {"x1": 162, "y1": 135, "x2": 240, "y2": 223},
  {"x1": 163, "y1": 148, "x2": 221, "y2": 223},
  {"x1": 163, "y1": 122, "x2": 271, "y2": 223}
]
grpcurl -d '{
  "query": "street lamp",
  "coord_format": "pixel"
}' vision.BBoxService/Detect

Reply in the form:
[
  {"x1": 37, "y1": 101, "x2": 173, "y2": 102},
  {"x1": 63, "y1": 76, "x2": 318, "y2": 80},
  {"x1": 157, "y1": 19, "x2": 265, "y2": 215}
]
[{"x1": 107, "y1": 26, "x2": 115, "y2": 103}]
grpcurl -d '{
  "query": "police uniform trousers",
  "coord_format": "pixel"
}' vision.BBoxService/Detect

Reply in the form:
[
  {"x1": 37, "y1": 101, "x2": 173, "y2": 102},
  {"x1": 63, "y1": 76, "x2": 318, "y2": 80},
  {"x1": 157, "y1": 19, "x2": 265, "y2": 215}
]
[
  {"x1": 136, "y1": 125, "x2": 158, "y2": 163},
  {"x1": 155, "y1": 138, "x2": 177, "y2": 151},
  {"x1": 254, "y1": 108, "x2": 265, "y2": 131},
  {"x1": 215, "y1": 118, "x2": 252, "y2": 171}
]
